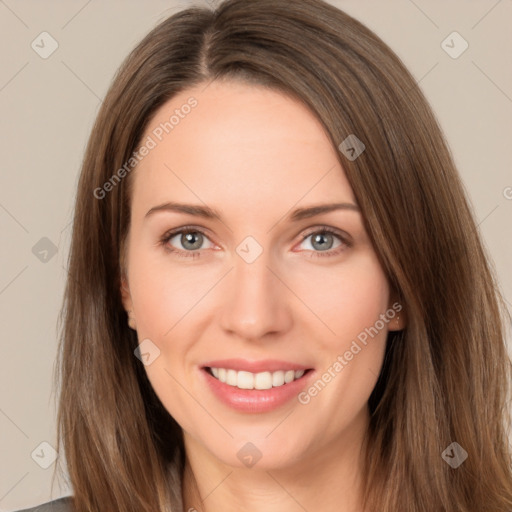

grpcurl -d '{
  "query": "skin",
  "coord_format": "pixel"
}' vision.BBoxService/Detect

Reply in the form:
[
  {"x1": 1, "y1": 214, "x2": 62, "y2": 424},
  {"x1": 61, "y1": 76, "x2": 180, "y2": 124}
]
[{"x1": 120, "y1": 79, "x2": 405, "y2": 512}]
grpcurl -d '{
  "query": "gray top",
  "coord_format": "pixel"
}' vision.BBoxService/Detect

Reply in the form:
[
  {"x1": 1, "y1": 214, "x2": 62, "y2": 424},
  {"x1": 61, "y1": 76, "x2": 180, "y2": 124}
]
[{"x1": 16, "y1": 497, "x2": 72, "y2": 512}]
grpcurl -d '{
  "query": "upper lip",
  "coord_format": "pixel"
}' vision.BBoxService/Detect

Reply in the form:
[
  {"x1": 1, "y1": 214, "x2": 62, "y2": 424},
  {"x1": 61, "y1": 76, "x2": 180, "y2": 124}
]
[{"x1": 202, "y1": 358, "x2": 313, "y2": 373}]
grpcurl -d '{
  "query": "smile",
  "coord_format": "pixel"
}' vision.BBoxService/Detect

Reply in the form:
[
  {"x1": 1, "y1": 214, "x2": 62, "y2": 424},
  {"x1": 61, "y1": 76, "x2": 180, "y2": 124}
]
[
  {"x1": 200, "y1": 360, "x2": 315, "y2": 413},
  {"x1": 207, "y1": 367, "x2": 308, "y2": 390}
]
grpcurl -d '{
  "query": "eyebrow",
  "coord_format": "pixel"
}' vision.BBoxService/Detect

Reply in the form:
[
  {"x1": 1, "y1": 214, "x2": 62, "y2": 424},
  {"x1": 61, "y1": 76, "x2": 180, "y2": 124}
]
[{"x1": 144, "y1": 201, "x2": 360, "y2": 222}]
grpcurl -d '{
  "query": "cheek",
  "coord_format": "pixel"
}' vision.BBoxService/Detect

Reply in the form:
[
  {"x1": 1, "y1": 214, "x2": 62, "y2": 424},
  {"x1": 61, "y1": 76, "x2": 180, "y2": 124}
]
[
  {"x1": 291, "y1": 255, "x2": 390, "y2": 437},
  {"x1": 126, "y1": 246, "x2": 205, "y2": 430},
  {"x1": 299, "y1": 251, "x2": 390, "y2": 345},
  {"x1": 127, "y1": 244, "x2": 215, "y2": 338}
]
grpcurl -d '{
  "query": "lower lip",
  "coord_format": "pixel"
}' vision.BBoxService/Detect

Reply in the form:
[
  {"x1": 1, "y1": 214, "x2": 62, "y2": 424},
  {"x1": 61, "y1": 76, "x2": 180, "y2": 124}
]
[{"x1": 200, "y1": 367, "x2": 315, "y2": 413}]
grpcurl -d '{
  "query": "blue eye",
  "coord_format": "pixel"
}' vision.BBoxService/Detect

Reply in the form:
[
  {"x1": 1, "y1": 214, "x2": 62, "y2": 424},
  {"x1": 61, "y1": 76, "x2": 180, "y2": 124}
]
[
  {"x1": 160, "y1": 225, "x2": 350, "y2": 259},
  {"x1": 160, "y1": 227, "x2": 213, "y2": 259},
  {"x1": 298, "y1": 227, "x2": 350, "y2": 258}
]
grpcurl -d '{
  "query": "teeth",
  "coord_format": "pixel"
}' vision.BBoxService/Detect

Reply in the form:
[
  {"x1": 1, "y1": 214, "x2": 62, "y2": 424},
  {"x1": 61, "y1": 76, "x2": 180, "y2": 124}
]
[
  {"x1": 238, "y1": 371, "x2": 254, "y2": 389},
  {"x1": 272, "y1": 371, "x2": 285, "y2": 387},
  {"x1": 209, "y1": 367, "x2": 306, "y2": 390},
  {"x1": 284, "y1": 370, "x2": 295, "y2": 383},
  {"x1": 254, "y1": 371, "x2": 270, "y2": 390},
  {"x1": 226, "y1": 369, "x2": 237, "y2": 386}
]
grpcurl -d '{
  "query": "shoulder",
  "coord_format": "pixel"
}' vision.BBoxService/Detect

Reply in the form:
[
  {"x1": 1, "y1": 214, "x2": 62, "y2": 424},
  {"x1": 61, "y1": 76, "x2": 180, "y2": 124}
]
[{"x1": 15, "y1": 496, "x2": 72, "y2": 512}]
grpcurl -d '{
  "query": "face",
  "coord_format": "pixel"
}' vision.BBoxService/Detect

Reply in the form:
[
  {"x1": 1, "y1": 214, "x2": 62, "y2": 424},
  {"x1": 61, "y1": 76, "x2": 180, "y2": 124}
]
[{"x1": 121, "y1": 79, "x2": 403, "y2": 470}]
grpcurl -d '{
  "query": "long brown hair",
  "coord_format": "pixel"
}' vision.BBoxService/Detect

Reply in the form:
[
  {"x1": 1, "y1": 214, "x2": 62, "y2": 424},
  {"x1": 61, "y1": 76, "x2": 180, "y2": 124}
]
[{"x1": 56, "y1": 0, "x2": 512, "y2": 510}]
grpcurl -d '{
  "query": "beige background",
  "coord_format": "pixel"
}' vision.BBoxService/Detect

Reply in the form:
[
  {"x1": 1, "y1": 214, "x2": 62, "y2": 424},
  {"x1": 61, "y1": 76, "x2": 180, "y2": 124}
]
[{"x1": 1, "y1": 0, "x2": 511, "y2": 510}]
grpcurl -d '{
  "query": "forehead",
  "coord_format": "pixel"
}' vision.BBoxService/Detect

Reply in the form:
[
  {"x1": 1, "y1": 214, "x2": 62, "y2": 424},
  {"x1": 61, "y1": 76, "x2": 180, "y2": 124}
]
[{"x1": 131, "y1": 80, "x2": 356, "y2": 219}]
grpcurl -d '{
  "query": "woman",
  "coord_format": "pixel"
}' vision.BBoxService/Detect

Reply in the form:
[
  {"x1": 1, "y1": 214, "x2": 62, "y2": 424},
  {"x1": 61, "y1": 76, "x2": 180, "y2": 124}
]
[{"x1": 19, "y1": 0, "x2": 512, "y2": 510}]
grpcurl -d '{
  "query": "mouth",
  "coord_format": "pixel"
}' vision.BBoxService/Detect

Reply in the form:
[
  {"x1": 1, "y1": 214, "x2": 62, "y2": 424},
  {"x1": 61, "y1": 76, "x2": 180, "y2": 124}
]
[
  {"x1": 200, "y1": 360, "x2": 316, "y2": 413},
  {"x1": 203, "y1": 366, "x2": 314, "y2": 391}
]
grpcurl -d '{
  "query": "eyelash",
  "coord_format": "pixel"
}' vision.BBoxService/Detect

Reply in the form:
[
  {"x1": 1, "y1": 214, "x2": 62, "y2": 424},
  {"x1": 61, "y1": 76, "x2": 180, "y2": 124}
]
[{"x1": 159, "y1": 225, "x2": 351, "y2": 260}]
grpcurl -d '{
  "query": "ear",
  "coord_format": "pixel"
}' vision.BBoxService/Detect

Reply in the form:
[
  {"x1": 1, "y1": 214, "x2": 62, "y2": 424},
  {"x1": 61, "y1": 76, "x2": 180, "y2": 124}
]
[
  {"x1": 120, "y1": 269, "x2": 137, "y2": 330},
  {"x1": 387, "y1": 292, "x2": 406, "y2": 332}
]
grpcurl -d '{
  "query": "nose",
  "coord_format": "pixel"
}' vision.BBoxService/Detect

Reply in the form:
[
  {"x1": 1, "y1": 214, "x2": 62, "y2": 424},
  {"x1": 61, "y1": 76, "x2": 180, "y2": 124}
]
[{"x1": 219, "y1": 249, "x2": 293, "y2": 342}]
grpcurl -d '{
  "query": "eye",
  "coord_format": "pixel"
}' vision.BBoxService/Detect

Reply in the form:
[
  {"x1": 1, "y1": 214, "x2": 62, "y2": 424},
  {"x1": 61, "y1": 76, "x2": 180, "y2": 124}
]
[
  {"x1": 297, "y1": 226, "x2": 350, "y2": 258},
  {"x1": 160, "y1": 226, "x2": 214, "y2": 259}
]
